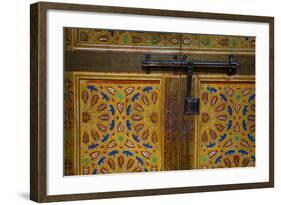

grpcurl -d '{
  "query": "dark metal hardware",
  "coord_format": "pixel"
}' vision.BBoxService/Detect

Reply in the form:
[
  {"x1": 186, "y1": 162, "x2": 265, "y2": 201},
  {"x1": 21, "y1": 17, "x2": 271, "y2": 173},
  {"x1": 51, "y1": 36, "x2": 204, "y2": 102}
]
[
  {"x1": 142, "y1": 54, "x2": 238, "y2": 75},
  {"x1": 184, "y1": 64, "x2": 200, "y2": 115},
  {"x1": 142, "y1": 54, "x2": 239, "y2": 115},
  {"x1": 184, "y1": 97, "x2": 200, "y2": 115}
]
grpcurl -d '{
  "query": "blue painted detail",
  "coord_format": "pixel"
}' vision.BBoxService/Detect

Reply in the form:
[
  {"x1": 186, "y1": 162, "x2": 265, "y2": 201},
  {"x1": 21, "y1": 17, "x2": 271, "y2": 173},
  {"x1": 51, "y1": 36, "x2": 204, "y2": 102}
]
[
  {"x1": 109, "y1": 120, "x2": 115, "y2": 130},
  {"x1": 101, "y1": 134, "x2": 109, "y2": 143},
  {"x1": 247, "y1": 134, "x2": 255, "y2": 142},
  {"x1": 126, "y1": 120, "x2": 132, "y2": 130},
  {"x1": 227, "y1": 120, "x2": 232, "y2": 130},
  {"x1": 109, "y1": 150, "x2": 119, "y2": 157},
  {"x1": 109, "y1": 105, "x2": 115, "y2": 115},
  {"x1": 132, "y1": 93, "x2": 140, "y2": 101},
  {"x1": 225, "y1": 150, "x2": 235, "y2": 156},
  {"x1": 215, "y1": 156, "x2": 222, "y2": 164},
  {"x1": 143, "y1": 86, "x2": 153, "y2": 93},
  {"x1": 123, "y1": 150, "x2": 133, "y2": 157},
  {"x1": 238, "y1": 150, "x2": 248, "y2": 155},
  {"x1": 242, "y1": 120, "x2": 247, "y2": 130},
  {"x1": 132, "y1": 134, "x2": 140, "y2": 143},
  {"x1": 126, "y1": 105, "x2": 132, "y2": 115},
  {"x1": 227, "y1": 105, "x2": 232, "y2": 115},
  {"x1": 92, "y1": 169, "x2": 97, "y2": 175},
  {"x1": 243, "y1": 105, "x2": 248, "y2": 116},
  {"x1": 220, "y1": 94, "x2": 227, "y2": 102},
  {"x1": 251, "y1": 155, "x2": 256, "y2": 162},
  {"x1": 136, "y1": 156, "x2": 144, "y2": 165},
  {"x1": 87, "y1": 85, "x2": 97, "y2": 91},
  {"x1": 88, "y1": 143, "x2": 98, "y2": 149},
  {"x1": 98, "y1": 157, "x2": 106, "y2": 165},
  {"x1": 248, "y1": 94, "x2": 255, "y2": 102},
  {"x1": 219, "y1": 133, "x2": 227, "y2": 142},
  {"x1": 207, "y1": 142, "x2": 216, "y2": 148},
  {"x1": 207, "y1": 87, "x2": 217, "y2": 93},
  {"x1": 143, "y1": 143, "x2": 153, "y2": 149},
  {"x1": 101, "y1": 92, "x2": 109, "y2": 101}
]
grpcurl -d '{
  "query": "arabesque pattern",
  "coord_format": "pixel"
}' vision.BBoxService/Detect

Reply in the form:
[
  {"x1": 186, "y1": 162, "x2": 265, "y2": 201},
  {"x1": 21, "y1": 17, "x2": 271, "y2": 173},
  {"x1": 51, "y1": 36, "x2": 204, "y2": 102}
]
[
  {"x1": 64, "y1": 28, "x2": 255, "y2": 53},
  {"x1": 78, "y1": 79, "x2": 162, "y2": 175},
  {"x1": 198, "y1": 81, "x2": 255, "y2": 169}
]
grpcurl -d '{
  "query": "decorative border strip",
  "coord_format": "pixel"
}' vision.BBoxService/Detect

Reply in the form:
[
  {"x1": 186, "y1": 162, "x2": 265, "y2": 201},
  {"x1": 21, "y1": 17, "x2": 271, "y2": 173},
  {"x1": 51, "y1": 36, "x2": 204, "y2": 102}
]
[{"x1": 65, "y1": 28, "x2": 255, "y2": 54}]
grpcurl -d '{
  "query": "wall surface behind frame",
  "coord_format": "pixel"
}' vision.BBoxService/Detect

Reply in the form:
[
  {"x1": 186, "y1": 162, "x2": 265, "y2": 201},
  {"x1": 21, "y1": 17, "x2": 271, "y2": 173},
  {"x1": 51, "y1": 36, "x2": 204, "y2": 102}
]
[{"x1": 0, "y1": 0, "x2": 279, "y2": 205}]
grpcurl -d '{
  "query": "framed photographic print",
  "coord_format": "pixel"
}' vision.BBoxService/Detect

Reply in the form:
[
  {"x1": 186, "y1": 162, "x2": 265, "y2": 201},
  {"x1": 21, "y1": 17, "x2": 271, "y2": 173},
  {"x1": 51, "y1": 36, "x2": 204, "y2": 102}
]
[{"x1": 30, "y1": 1, "x2": 274, "y2": 202}]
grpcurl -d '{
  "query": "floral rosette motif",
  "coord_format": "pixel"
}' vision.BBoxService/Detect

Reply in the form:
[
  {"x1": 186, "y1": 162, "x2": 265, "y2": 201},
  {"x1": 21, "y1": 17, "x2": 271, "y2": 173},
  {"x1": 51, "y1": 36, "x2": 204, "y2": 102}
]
[
  {"x1": 198, "y1": 82, "x2": 255, "y2": 169},
  {"x1": 79, "y1": 79, "x2": 162, "y2": 175}
]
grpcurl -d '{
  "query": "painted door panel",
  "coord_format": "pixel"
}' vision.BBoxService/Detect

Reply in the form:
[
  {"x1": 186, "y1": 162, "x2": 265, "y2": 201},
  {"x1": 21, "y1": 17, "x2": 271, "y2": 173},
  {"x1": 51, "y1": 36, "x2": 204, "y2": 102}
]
[{"x1": 63, "y1": 28, "x2": 255, "y2": 175}]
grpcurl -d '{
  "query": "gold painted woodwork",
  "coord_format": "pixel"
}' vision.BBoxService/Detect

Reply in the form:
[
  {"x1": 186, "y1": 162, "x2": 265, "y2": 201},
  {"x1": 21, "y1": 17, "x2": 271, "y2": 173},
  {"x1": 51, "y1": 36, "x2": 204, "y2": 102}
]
[
  {"x1": 64, "y1": 72, "x2": 255, "y2": 175},
  {"x1": 195, "y1": 74, "x2": 255, "y2": 169},
  {"x1": 65, "y1": 28, "x2": 255, "y2": 55},
  {"x1": 78, "y1": 75, "x2": 163, "y2": 174},
  {"x1": 65, "y1": 72, "x2": 176, "y2": 175}
]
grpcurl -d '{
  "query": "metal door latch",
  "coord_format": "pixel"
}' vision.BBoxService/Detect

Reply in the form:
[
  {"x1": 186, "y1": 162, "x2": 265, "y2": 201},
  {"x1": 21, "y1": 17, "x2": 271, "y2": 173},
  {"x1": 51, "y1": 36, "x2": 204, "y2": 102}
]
[
  {"x1": 184, "y1": 65, "x2": 200, "y2": 115},
  {"x1": 142, "y1": 54, "x2": 239, "y2": 115}
]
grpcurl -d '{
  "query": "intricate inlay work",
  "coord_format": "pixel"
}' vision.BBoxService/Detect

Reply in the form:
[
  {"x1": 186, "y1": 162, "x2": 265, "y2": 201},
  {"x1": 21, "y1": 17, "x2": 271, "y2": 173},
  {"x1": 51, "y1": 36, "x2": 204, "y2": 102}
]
[
  {"x1": 181, "y1": 34, "x2": 255, "y2": 50},
  {"x1": 164, "y1": 78, "x2": 180, "y2": 170},
  {"x1": 75, "y1": 28, "x2": 180, "y2": 50},
  {"x1": 64, "y1": 28, "x2": 255, "y2": 54},
  {"x1": 64, "y1": 73, "x2": 75, "y2": 175},
  {"x1": 64, "y1": 72, "x2": 256, "y2": 175},
  {"x1": 197, "y1": 78, "x2": 255, "y2": 169},
  {"x1": 180, "y1": 77, "x2": 196, "y2": 169},
  {"x1": 77, "y1": 76, "x2": 163, "y2": 175},
  {"x1": 64, "y1": 28, "x2": 73, "y2": 50}
]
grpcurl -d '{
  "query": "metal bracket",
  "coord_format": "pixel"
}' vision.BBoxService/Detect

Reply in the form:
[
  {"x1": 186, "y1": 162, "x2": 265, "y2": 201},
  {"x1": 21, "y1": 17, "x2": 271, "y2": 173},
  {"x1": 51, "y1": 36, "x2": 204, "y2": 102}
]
[{"x1": 142, "y1": 54, "x2": 239, "y2": 115}]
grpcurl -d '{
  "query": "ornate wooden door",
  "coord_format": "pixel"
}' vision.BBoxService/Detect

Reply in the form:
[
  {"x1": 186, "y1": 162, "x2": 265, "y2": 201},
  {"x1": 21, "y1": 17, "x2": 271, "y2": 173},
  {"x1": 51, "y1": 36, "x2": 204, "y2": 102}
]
[{"x1": 63, "y1": 28, "x2": 255, "y2": 175}]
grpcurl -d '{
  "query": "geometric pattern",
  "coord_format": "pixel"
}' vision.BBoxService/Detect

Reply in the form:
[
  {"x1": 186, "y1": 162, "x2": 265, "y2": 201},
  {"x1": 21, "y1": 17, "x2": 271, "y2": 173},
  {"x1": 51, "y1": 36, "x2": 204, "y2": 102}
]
[
  {"x1": 164, "y1": 78, "x2": 180, "y2": 170},
  {"x1": 180, "y1": 78, "x2": 196, "y2": 170},
  {"x1": 198, "y1": 81, "x2": 255, "y2": 169},
  {"x1": 63, "y1": 28, "x2": 256, "y2": 175},
  {"x1": 65, "y1": 28, "x2": 255, "y2": 54},
  {"x1": 78, "y1": 78, "x2": 162, "y2": 175},
  {"x1": 63, "y1": 72, "x2": 256, "y2": 175},
  {"x1": 63, "y1": 73, "x2": 75, "y2": 175},
  {"x1": 76, "y1": 29, "x2": 181, "y2": 47},
  {"x1": 181, "y1": 34, "x2": 255, "y2": 50}
]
